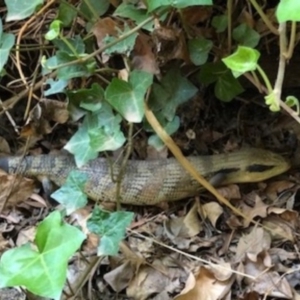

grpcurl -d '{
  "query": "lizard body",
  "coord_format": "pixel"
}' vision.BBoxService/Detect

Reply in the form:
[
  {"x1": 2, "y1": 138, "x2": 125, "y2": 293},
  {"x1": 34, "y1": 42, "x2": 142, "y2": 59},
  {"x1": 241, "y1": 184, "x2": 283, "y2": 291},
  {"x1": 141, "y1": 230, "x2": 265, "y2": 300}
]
[{"x1": 0, "y1": 149, "x2": 290, "y2": 205}]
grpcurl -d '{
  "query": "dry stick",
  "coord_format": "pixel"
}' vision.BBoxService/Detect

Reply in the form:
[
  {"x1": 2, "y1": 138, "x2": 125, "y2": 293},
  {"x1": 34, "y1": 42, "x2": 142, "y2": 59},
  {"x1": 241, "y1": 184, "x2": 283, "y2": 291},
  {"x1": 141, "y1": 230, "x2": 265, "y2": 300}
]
[
  {"x1": 249, "y1": 0, "x2": 278, "y2": 35},
  {"x1": 115, "y1": 122, "x2": 134, "y2": 210},
  {"x1": 273, "y1": 23, "x2": 287, "y2": 110},
  {"x1": 0, "y1": 71, "x2": 57, "y2": 116},
  {"x1": 127, "y1": 228, "x2": 255, "y2": 279},
  {"x1": 15, "y1": 0, "x2": 56, "y2": 87}
]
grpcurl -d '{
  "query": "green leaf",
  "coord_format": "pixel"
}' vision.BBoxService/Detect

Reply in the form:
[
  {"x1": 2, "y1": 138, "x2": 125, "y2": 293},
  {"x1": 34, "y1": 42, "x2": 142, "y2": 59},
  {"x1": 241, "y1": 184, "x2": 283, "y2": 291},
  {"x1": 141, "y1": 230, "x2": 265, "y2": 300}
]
[
  {"x1": 53, "y1": 35, "x2": 86, "y2": 54},
  {"x1": 51, "y1": 171, "x2": 88, "y2": 214},
  {"x1": 114, "y1": 3, "x2": 154, "y2": 31},
  {"x1": 147, "y1": 0, "x2": 212, "y2": 12},
  {"x1": 45, "y1": 20, "x2": 62, "y2": 41},
  {"x1": 56, "y1": 51, "x2": 96, "y2": 80},
  {"x1": 43, "y1": 36, "x2": 96, "y2": 79},
  {"x1": 87, "y1": 207, "x2": 134, "y2": 256},
  {"x1": 188, "y1": 37, "x2": 213, "y2": 66},
  {"x1": 67, "y1": 83, "x2": 105, "y2": 121},
  {"x1": 276, "y1": 0, "x2": 300, "y2": 22},
  {"x1": 105, "y1": 70, "x2": 153, "y2": 123},
  {"x1": 0, "y1": 211, "x2": 85, "y2": 300},
  {"x1": 214, "y1": 72, "x2": 244, "y2": 102},
  {"x1": 222, "y1": 46, "x2": 260, "y2": 76},
  {"x1": 5, "y1": 0, "x2": 44, "y2": 21},
  {"x1": 65, "y1": 126, "x2": 98, "y2": 167},
  {"x1": 43, "y1": 53, "x2": 96, "y2": 80},
  {"x1": 79, "y1": 0, "x2": 109, "y2": 21},
  {"x1": 149, "y1": 67, "x2": 198, "y2": 121},
  {"x1": 285, "y1": 95, "x2": 299, "y2": 114},
  {"x1": 197, "y1": 61, "x2": 244, "y2": 102},
  {"x1": 44, "y1": 78, "x2": 68, "y2": 96},
  {"x1": 212, "y1": 15, "x2": 228, "y2": 33},
  {"x1": 64, "y1": 103, "x2": 126, "y2": 167},
  {"x1": 104, "y1": 25, "x2": 138, "y2": 56},
  {"x1": 232, "y1": 23, "x2": 260, "y2": 48},
  {"x1": 0, "y1": 18, "x2": 15, "y2": 72},
  {"x1": 197, "y1": 61, "x2": 226, "y2": 84},
  {"x1": 58, "y1": 2, "x2": 78, "y2": 27}
]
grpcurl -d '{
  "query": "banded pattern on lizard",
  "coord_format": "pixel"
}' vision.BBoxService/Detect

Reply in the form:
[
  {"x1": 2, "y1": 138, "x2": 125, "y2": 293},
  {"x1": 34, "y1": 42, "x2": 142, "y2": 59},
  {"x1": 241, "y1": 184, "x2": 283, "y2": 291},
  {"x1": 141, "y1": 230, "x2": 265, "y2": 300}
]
[{"x1": 0, "y1": 149, "x2": 290, "y2": 205}]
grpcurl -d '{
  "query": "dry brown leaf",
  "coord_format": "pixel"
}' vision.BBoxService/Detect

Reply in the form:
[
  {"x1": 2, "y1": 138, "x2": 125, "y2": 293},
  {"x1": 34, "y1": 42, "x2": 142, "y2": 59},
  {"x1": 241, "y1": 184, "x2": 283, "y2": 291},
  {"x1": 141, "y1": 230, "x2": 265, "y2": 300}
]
[
  {"x1": 164, "y1": 202, "x2": 202, "y2": 239},
  {"x1": 174, "y1": 265, "x2": 234, "y2": 300},
  {"x1": 92, "y1": 17, "x2": 119, "y2": 49},
  {"x1": 0, "y1": 171, "x2": 36, "y2": 209},
  {"x1": 235, "y1": 227, "x2": 271, "y2": 262},
  {"x1": 127, "y1": 265, "x2": 168, "y2": 299},
  {"x1": 238, "y1": 8, "x2": 255, "y2": 28},
  {"x1": 267, "y1": 207, "x2": 298, "y2": 226},
  {"x1": 0, "y1": 233, "x2": 10, "y2": 251},
  {"x1": 181, "y1": 6, "x2": 212, "y2": 25},
  {"x1": 16, "y1": 226, "x2": 36, "y2": 246},
  {"x1": 240, "y1": 195, "x2": 269, "y2": 227},
  {"x1": 104, "y1": 260, "x2": 137, "y2": 293},
  {"x1": 128, "y1": 236, "x2": 154, "y2": 257},
  {"x1": 132, "y1": 33, "x2": 160, "y2": 75},
  {"x1": 265, "y1": 180, "x2": 295, "y2": 202},
  {"x1": 243, "y1": 252, "x2": 293, "y2": 298},
  {"x1": 262, "y1": 214, "x2": 295, "y2": 242},
  {"x1": 71, "y1": 207, "x2": 99, "y2": 250},
  {"x1": 92, "y1": 17, "x2": 120, "y2": 63},
  {"x1": 216, "y1": 184, "x2": 241, "y2": 200},
  {"x1": 153, "y1": 26, "x2": 190, "y2": 63},
  {"x1": 269, "y1": 248, "x2": 297, "y2": 264},
  {"x1": 21, "y1": 100, "x2": 69, "y2": 137},
  {"x1": 263, "y1": 207, "x2": 298, "y2": 242},
  {"x1": 202, "y1": 201, "x2": 223, "y2": 227},
  {"x1": 0, "y1": 137, "x2": 10, "y2": 154},
  {"x1": 242, "y1": 291, "x2": 261, "y2": 300},
  {"x1": 40, "y1": 99, "x2": 69, "y2": 124},
  {"x1": 293, "y1": 290, "x2": 300, "y2": 300}
]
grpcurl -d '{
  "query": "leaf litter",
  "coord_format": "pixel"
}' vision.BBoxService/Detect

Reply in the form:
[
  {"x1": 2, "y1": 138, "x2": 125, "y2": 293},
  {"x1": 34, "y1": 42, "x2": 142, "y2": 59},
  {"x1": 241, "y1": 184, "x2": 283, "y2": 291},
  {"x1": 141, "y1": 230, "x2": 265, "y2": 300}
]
[{"x1": 0, "y1": 1, "x2": 300, "y2": 299}]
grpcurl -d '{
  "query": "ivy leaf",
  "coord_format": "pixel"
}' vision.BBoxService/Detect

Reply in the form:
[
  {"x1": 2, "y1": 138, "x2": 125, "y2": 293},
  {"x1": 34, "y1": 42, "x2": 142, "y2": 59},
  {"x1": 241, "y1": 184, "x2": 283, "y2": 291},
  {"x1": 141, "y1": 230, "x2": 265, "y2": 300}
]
[
  {"x1": 51, "y1": 171, "x2": 88, "y2": 214},
  {"x1": 188, "y1": 37, "x2": 213, "y2": 66},
  {"x1": 87, "y1": 207, "x2": 134, "y2": 256},
  {"x1": 222, "y1": 46, "x2": 260, "y2": 76},
  {"x1": 0, "y1": 18, "x2": 15, "y2": 72},
  {"x1": 147, "y1": 0, "x2": 212, "y2": 12},
  {"x1": 232, "y1": 23, "x2": 260, "y2": 48},
  {"x1": 64, "y1": 102, "x2": 125, "y2": 167},
  {"x1": 44, "y1": 78, "x2": 68, "y2": 96},
  {"x1": 5, "y1": 0, "x2": 44, "y2": 21},
  {"x1": 105, "y1": 70, "x2": 153, "y2": 123},
  {"x1": 276, "y1": 0, "x2": 300, "y2": 22},
  {"x1": 149, "y1": 67, "x2": 198, "y2": 121},
  {"x1": 0, "y1": 211, "x2": 85, "y2": 300}
]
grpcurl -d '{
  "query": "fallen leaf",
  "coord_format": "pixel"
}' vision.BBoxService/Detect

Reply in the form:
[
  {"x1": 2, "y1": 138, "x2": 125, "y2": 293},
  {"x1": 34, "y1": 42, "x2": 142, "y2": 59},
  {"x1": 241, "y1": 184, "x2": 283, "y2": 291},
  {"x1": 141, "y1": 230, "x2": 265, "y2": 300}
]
[
  {"x1": 243, "y1": 251, "x2": 293, "y2": 298},
  {"x1": 265, "y1": 180, "x2": 295, "y2": 202},
  {"x1": 240, "y1": 195, "x2": 269, "y2": 227},
  {"x1": 174, "y1": 265, "x2": 234, "y2": 300},
  {"x1": 235, "y1": 227, "x2": 271, "y2": 262},
  {"x1": 164, "y1": 202, "x2": 203, "y2": 239},
  {"x1": 132, "y1": 33, "x2": 160, "y2": 75},
  {"x1": 202, "y1": 201, "x2": 223, "y2": 227},
  {"x1": 0, "y1": 171, "x2": 36, "y2": 209}
]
